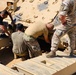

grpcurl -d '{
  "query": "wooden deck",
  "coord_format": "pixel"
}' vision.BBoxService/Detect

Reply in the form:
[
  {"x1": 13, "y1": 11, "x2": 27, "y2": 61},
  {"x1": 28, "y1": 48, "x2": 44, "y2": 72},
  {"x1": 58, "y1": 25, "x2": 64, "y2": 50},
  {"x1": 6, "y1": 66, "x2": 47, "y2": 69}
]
[
  {"x1": 13, "y1": 51, "x2": 76, "y2": 75},
  {"x1": 0, "y1": 64, "x2": 24, "y2": 75}
]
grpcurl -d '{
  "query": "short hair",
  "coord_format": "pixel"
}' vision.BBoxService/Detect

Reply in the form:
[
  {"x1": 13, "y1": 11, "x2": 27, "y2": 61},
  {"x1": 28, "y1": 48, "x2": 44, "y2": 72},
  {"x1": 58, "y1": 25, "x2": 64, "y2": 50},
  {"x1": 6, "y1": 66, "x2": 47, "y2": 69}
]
[
  {"x1": 1, "y1": 10, "x2": 9, "y2": 15},
  {"x1": 16, "y1": 23, "x2": 24, "y2": 30}
]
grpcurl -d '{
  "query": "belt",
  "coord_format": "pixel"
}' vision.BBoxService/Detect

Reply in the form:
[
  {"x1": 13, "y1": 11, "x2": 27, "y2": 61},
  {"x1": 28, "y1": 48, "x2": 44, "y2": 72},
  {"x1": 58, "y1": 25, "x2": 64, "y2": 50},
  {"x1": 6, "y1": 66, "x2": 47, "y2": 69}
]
[
  {"x1": 24, "y1": 33, "x2": 36, "y2": 41},
  {"x1": 25, "y1": 33, "x2": 36, "y2": 39}
]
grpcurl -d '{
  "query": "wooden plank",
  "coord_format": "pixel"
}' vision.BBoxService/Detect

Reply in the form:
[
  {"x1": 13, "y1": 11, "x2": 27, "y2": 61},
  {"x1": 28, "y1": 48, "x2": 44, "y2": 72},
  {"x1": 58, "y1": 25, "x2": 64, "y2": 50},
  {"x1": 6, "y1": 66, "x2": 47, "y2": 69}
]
[
  {"x1": 0, "y1": 72, "x2": 6, "y2": 75},
  {"x1": 29, "y1": 56, "x2": 60, "y2": 71},
  {"x1": 0, "y1": 64, "x2": 23, "y2": 75},
  {"x1": 14, "y1": 60, "x2": 57, "y2": 75},
  {"x1": 30, "y1": 56, "x2": 73, "y2": 71},
  {"x1": 53, "y1": 62, "x2": 76, "y2": 75},
  {"x1": 30, "y1": 51, "x2": 76, "y2": 71},
  {"x1": 14, "y1": 51, "x2": 76, "y2": 75}
]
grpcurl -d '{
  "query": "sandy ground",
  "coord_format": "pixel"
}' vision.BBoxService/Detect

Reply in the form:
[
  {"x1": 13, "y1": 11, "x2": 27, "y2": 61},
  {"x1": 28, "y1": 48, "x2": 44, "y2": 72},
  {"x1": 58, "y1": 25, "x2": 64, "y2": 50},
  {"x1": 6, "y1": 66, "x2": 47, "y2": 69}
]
[{"x1": 0, "y1": 0, "x2": 7, "y2": 11}]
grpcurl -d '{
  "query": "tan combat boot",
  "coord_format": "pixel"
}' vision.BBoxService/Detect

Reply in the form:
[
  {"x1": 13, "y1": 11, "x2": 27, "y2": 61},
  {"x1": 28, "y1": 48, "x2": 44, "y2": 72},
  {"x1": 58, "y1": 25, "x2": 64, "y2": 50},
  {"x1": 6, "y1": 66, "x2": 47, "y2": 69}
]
[{"x1": 46, "y1": 51, "x2": 56, "y2": 58}]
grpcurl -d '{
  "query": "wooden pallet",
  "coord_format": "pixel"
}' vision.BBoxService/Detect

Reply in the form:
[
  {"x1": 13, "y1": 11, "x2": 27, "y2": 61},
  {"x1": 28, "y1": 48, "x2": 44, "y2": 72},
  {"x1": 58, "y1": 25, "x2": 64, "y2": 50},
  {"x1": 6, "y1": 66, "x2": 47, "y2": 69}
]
[
  {"x1": 0, "y1": 64, "x2": 24, "y2": 75},
  {"x1": 13, "y1": 51, "x2": 76, "y2": 75}
]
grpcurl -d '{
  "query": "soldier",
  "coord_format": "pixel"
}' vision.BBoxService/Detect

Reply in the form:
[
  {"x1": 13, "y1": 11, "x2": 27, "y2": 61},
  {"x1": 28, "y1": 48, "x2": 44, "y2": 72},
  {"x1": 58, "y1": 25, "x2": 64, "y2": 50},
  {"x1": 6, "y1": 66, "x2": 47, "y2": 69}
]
[
  {"x1": 6, "y1": 1, "x2": 14, "y2": 13},
  {"x1": 23, "y1": 21, "x2": 54, "y2": 57},
  {"x1": 11, "y1": 23, "x2": 30, "y2": 60},
  {"x1": 0, "y1": 10, "x2": 14, "y2": 37},
  {"x1": 6, "y1": 0, "x2": 19, "y2": 13},
  {"x1": 46, "y1": 0, "x2": 76, "y2": 57}
]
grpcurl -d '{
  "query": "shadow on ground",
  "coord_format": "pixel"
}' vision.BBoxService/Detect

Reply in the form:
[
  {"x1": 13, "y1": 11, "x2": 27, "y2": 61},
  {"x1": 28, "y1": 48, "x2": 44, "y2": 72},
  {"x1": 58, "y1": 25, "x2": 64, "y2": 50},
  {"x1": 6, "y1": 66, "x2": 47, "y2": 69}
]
[
  {"x1": 37, "y1": 38, "x2": 51, "y2": 52},
  {"x1": 0, "y1": 46, "x2": 14, "y2": 65}
]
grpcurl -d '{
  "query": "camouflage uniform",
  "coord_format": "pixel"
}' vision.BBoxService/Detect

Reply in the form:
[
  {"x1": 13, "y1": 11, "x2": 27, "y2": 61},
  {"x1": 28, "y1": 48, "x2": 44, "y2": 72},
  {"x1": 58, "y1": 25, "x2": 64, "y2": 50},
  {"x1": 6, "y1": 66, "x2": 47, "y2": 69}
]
[
  {"x1": 51, "y1": 0, "x2": 76, "y2": 55},
  {"x1": 23, "y1": 22, "x2": 49, "y2": 57},
  {"x1": 23, "y1": 34, "x2": 42, "y2": 58}
]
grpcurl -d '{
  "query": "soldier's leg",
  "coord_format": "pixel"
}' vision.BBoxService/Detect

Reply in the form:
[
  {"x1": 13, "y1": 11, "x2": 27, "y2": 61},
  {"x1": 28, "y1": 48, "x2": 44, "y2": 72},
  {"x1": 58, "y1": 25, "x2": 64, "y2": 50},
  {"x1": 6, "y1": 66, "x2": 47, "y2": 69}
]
[
  {"x1": 46, "y1": 24, "x2": 72, "y2": 57},
  {"x1": 23, "y1": 34, "x2": 42, "y2": 57},
  {"x1": 68, "y1": 28, "x2": 76, "y2": 56},
  {"x1": 27, "y1": 37, "x2": 42, "y2": 58},
  {"x1": 46, "y1": 29, "x2": 64, "y2": 57},
  {"x1": 73, "y1": 29, "x2": 76, "y2": 55},
  {"x1": 74, "y1": 26, "x2": 76, "y2": 50}
]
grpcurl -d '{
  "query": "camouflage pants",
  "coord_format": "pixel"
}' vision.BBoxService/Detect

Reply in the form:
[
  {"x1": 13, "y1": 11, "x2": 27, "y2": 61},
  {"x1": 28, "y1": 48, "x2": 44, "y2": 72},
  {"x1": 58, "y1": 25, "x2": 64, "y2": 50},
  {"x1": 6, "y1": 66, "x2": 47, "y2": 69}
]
[
  {"x1": 23, "y1": 34, "x2": 42, "y2": 58},
  {"x1": 73, "y1": 27, "x2": 76, "y2": 50},
  {"x1": 51, "y1": 24, "x2": 76, "y2": 54}
]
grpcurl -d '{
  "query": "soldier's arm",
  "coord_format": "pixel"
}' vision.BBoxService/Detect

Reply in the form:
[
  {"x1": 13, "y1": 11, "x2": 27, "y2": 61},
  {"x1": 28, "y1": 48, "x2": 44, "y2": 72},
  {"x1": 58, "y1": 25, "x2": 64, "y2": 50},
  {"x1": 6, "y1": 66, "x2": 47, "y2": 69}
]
[
  {"x1": 59, "y1": 0, "x2": 70, "y2": 25},
  {"x1": 44, "y1": 35, "x2": 50, "y2": 43},
  {"x1": 43, "y1": 29, "x2": 50, "y2": 43},
  {"x1": 8, "y1": 12, "x2": 15, "y2": 25},
  {"x1": 1, "y1": 25, "x2": 10, "y2": 36},
  {"x1": 59, "y1": 15, "x2": 66, "y2": 25}
]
